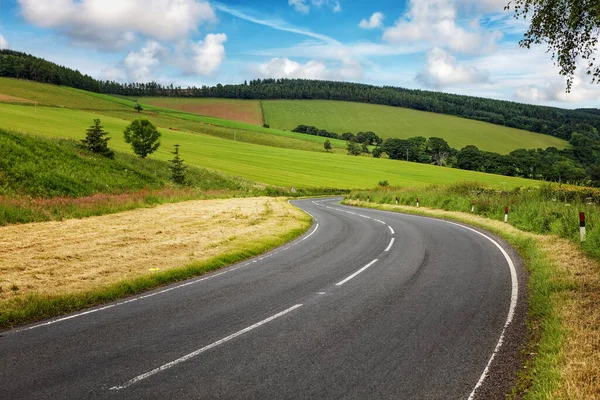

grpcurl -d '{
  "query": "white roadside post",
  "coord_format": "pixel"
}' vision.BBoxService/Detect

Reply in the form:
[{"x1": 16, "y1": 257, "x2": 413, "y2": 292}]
[
  {"x1": 580, "y1": 212, "x2": 586, "y2": 242},
  {"x1": 471, "y1": 199, "x2": 476, "y2": 213},
  {"x1": 416, "y1": 197, "x2": 419, "y2": 208},
  {"x1": 504, "y1": 206, "x2": 509, "y2": 223}
]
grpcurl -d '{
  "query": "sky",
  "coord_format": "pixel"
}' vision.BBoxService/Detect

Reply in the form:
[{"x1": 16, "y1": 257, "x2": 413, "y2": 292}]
[{"x1": 1, "y1": 0, "x2": 599, "y2": 109}]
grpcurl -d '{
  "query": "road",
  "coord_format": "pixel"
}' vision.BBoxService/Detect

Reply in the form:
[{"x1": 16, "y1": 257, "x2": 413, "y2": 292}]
[{"x1": 1, "y1": 198, "x2": 522, "y2": 399}]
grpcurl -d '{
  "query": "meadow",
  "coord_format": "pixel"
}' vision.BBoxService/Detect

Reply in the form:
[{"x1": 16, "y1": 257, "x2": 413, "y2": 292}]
[
  {"x1": 262, "y1": 100, "x2": 569, "y2": 154},
  {"x1": 0, "y1": 103, "x2": 537, "y2": 190}
]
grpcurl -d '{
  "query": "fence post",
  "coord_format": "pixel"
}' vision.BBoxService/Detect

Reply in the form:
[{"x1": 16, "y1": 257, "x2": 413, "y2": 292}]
[{"x1": 580, "y1": 212, "x2": 586, "y2": 242}]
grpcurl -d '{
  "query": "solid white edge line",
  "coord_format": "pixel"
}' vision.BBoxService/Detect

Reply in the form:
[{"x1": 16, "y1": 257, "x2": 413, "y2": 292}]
[
  {"x1": 336, "y1": 259, "x2": 378, "y2": 286},
  {"x1": 14, "y1": 205, "x2": 319, "y2": 334},
  {"x1": 110, "y1": 304, "x2": 303, "y2": 391},
  {"x1": 388, "y1": 226, "x2": 395, "y2": 235},
  {"x1": 439, "y1": 221, "x2": 518, "y2": 400},
  {"x1": 384, "y1": 238, "x2": 395, "y2": 252}
]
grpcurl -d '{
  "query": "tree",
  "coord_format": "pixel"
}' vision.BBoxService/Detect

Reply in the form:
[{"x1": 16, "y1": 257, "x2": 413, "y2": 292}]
[
  {"x1": 134, "y1": 102, "x2": 143, "y2": 113},
  {"x1": 169, "y1": 144, "x2": 187, "y2": 184},
  {"x1": 372, "y1": 147, "x2": 383, "y2": 158},
  {"x1": 324, "y1": 140, "x2": 332, "y2": 152},
  {"x1": 508, "y1": 0, "x2": 600, "y2": 91},
  {"x1": 123, "y1": 119, "x2": 161, "y2": 158},
  {"x1": 426, "y1": 137, "x2": 452, "y2": 166},
  {"x1": 81, "y1": 119, "x2": 114, "y2": 159},
  {"x1": 347, "y1": 141, "x2": 362, "y2": 156}
]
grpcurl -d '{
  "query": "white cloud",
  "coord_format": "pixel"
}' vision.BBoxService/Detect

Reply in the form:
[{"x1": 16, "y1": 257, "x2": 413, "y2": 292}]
[
  {"x1": 0, "y1": 35, "x2": 8, "y2": 50},
  {"x1": 288, "y1": 0, "x2": 341, "y2": 14},
  {"x1": 359, "y1": 12, "x2": 384, "y2": 30},
  {"x1": 416, "y1": 47, "x2": 488, "y2": 87},
  {"x1": 256, "y1": 57, "x2": 362, "y2": 81},
  {"x1": 187, "y1": 33, "x2": 228, "y2": 76},
  {"x1": 515, "y1": 73, "x2": 600, "y2": 104},
  {"x1": 100, "y1": 66, "x2": 126, "y2": 82},
  {"x1": 124, "y1": 41, "x2": 167, "y2": 82},
  {"x1": 18, "y1": 0, "x2": 216, "y2": 49},
  {"x1": 383, "y1": 0, "x2": 502, "y2": 54}
]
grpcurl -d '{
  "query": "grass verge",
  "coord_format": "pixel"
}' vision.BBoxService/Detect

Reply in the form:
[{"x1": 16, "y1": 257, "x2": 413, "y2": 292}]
[
  {"x1": 342, "y1": 199, "x2": 599, "y2": 399},
  {"x1": 0, "y1": 203, "x2": 312, "y2": 329}
]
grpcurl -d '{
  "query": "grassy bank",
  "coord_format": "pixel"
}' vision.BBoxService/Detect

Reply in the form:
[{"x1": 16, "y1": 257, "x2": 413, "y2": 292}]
[
  {"x1": 0, "y1": 198, "x2": 313, "y2": 329},
  {"x1": 343, "y1": 195, "x2": 600, "y2": 398}
]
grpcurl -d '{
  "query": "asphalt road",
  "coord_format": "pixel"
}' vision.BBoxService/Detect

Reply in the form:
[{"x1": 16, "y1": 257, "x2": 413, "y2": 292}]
[{"x1": 1, "y1": 198, "x2": 521, "y2": 399}]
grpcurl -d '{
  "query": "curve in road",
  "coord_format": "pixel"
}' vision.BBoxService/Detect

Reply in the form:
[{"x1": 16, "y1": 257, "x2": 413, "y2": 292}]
[{"x1": 0, "y1": 197, "x2": 524, "y2": 399}]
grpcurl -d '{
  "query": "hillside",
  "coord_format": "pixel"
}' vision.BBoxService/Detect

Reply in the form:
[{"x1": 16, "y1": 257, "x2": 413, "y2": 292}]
[
  {"x1": 262, "y1": 100, "x2": 568, "y2": 154},
  {"x1": 0, "y1": 101, "x2": 536, "y2": 189},
  {"x1": 3, "y1": 50, "x2": 600, "y2": 144}
]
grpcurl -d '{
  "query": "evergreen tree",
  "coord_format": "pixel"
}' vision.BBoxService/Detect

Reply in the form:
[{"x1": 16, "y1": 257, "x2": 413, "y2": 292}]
[
  {"x1": 81, "y1": 119, "x2": 114, "y2": 159},
  {"x1": 169, "y1": 144, "x2": 187, "y2": 185},
  {"x1": 134, "y1": 103, "x2": 143, "y2": 113}
]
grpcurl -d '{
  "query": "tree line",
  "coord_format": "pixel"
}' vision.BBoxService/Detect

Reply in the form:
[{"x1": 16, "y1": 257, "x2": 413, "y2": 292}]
[{"x1": 3, "y1": 50, "x2": 600, "y2": 144}]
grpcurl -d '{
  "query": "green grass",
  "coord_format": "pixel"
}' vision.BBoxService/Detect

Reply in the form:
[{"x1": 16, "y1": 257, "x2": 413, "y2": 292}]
[
  {"x1": 0, "y1": 213, "x2": 312, "y2": 329},
  {"x1": 262, "y1": 100, "x2": 569, "y2": 154},
  {"x1": 0, "y1": 103, "x2": 538, "y2": 189}
]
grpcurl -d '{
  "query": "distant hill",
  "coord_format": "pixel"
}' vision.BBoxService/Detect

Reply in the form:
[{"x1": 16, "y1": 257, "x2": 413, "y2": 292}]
[{"x1": 2, "y1": 49, "x2": 599, "y2": 144}]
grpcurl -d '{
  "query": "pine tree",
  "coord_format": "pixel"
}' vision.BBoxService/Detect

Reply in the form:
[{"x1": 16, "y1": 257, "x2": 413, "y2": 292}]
[
  {"x1": 134, "y1": 103, "x2": 143, "y2": 113},
  {"x1": 81, "y1": 119, "x2": 114, "y2": 159},
  {"x1": 169, "y1": 144, "x2": 187, "y2": 185}
]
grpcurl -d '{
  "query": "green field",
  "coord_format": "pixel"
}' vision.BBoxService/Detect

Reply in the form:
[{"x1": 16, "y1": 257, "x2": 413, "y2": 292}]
[
  {"x1": 0, "y1": 78, "x2": 350, "y2": 153},
  {"x1": 0, "y1": 102, "x2": 536, "y2": 189},
  {"x1": 262, "y1": 100, "x2": 569, "y2": 154}
]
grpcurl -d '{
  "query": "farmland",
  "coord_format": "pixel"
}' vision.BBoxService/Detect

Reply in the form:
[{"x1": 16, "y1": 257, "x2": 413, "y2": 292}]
[
  {"x1": 262, "y1": 100, "x2": 569, "y2": 154},
  {"x1": 138, "y1": 97, "x2": 264, "y2": 126},
  {"x1": 0, "y1": 101, "x2": 536, "y2": 189}
]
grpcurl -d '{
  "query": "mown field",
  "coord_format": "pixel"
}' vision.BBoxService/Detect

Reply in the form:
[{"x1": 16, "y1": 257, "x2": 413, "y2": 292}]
[
  {"x1": 137, "y1": 97, "x2": 264, "y2": 126},
  {"x1": 0, "y1": 102, "x2": 536, "y2": 189},
  {"x1": 0, "y1": 77, "x2": 350, "y2": 153},
  {"x1": 262, "y1": 100, "x2": 569, "y2": 154}
]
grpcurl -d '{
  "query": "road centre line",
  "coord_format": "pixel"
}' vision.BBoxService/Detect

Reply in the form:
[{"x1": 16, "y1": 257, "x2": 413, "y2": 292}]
[
  {"x1": 336, "y1": 259, "x2": 379, "y2": 286},
  {"x1": 110, "y1": 304, "x2": 304, "y2": 391},
  {"x1": 384, "y1": 238, "x2": 395, "y2": 252},
  {"x1": 388, "y1": 226, "x2": 395, "y2": 235},
  {"x1": 374, "y1": 219, "x2": 386, "y2": 225}
]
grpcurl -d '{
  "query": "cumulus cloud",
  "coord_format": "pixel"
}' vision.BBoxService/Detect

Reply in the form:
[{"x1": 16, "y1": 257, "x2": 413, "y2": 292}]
[
  {"x1": 288, "y1": 0, "x2": 341, "y2": 14},
  {"x1": 18, "y1": 0, "x2": 216, "y2": 49},
  {"x1": 515, "y1": 73, "x2": 600, "y2": 104},
  {"x1": 256, "y1": 57, "x2": 362, "y2": 81},
  {"x1": 359, "y1": 12, "x2": 384, "y2": 29},
  {"x1": 383, "y1": 0, "x2": 502, "y2": 54},
  {"x1": 186, "y1": 33, "x2": 228, "y2": 76},
  {"x1": 0, "y1": 35, "x2": 8, "y2": 50},
  {"x1": 416, "y1": 47, "x2": 488, "y2": 88},
  {"x1": 124, "y1": 41, "x2": 167, "y2": 82}
]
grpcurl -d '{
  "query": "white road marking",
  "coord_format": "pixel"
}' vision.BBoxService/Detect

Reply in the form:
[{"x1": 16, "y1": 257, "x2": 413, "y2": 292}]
[
  {"x1": 388, "y1": 226, "x2": 395, "y2": 235},
  {"x1": 13, "y1": 213, "x2": 319, "y2": 334},
  {"x1": 436, "y1": 221, "x2": 519, "y2": 400},
  {"x1": 336, "y1": 259, "x2": 378, "y2": 286},
  {"x1": 384, "y1": 238, "x2": 395, "y2": 252},
  {"x1": 359, "y1": 215, "x2": 371, "y2": 219},
  {"x1": 374, "y1": 219, "x2": 386, "y2": 225},
  {"x1": 110, "y1": 304, "x2": 303, "y2": 391}
]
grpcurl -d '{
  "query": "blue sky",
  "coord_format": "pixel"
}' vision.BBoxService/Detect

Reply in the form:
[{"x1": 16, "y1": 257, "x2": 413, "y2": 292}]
[{"x1": 1, "y1": 0, "x2": 599, "y2": 108}]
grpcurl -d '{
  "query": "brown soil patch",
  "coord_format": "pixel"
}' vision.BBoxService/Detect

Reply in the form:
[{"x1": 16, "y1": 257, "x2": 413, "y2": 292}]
[
  {"x1": 0, "y1": 94, "x2": 32, "y2": 103},
  {"x1": 148, "y1": 99, "x2": 263, "y2": 125},
  {"x1": 0, "y1": 197, "x2": 305, "y2": 304}
]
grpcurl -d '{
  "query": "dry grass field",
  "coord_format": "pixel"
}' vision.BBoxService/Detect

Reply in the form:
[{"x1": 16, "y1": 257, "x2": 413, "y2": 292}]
[{"x1": 0, "y1": 197, "x2": 305, "y2": 304}]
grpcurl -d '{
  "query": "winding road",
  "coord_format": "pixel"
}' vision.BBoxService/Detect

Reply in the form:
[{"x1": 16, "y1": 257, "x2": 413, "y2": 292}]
[{"x1": 1, "y1": 198, "x2": 522, "y2": 399}]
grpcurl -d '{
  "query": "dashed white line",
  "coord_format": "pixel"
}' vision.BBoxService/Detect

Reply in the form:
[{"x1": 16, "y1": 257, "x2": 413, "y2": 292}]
[
  {"x1": 110, "y1": 304, "x2": 303, "y2": 391},
  {"x1": 384, "y1": 238, "x2": 395, "y2": 252},
  {"x1": 388, "y1": 226, "x2": 395, "y2": 235},
  {"x1": 374, "y1": 219, "x2": 386, "y2": 225},
  {"x1": 336, "y1": 259, "x2": 379, "y2": 286}
]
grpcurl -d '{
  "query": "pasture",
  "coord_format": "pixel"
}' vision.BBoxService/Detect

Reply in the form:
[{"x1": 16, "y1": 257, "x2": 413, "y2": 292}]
[
  {"x1": 0, "y1": 102, "x2": 537, "y2": 189},
  {"x1": 262, "y1": 100, "x2": 569, "y2": 154}
]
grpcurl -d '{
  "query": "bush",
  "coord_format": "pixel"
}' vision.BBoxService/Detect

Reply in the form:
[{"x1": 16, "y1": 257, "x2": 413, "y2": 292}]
[{"x1": 124, "y1": 119, "x2": 161, "y2": 158}]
